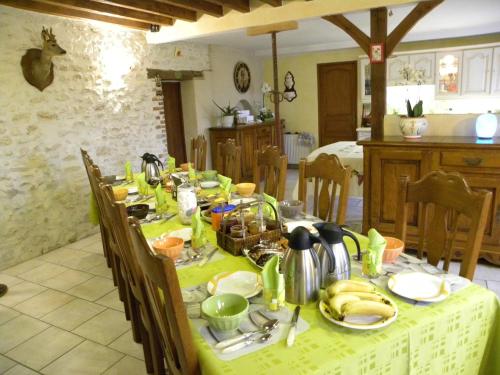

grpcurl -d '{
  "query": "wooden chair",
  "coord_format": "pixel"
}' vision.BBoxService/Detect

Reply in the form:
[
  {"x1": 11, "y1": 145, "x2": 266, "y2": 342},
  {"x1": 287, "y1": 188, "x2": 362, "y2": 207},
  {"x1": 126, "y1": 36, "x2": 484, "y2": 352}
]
[
  {"x1": 216, "y1": 139, "x2": 241, "y2": 183},
  {"x1": 253, "y1": 146, "x2": 287, "y2": 201},
  {"x1": 395, "y1": 170, "x2": 492, "y2": 280},
  {"x1": 100, "y1": 184, "x2": 165, "y2": 374},
  {"x1": 298, "y1": 153, "x2": 352, "y2": 223},
  {"x1": 190, "y1": 135, "x2": 207, "y2": 171},
  {"x1": 128, "y1": 217, "x2": 200, "y2": 375}
]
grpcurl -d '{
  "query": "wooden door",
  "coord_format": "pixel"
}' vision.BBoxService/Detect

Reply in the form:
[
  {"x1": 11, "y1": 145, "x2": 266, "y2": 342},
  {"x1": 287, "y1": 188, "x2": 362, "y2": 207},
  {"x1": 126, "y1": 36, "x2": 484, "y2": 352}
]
[
  {"x1": 317, "y1": 61, "x2": 357, "y2": 146},
  {"x1": 162, "y1": 81, "x2": 187, "y2": 165}
]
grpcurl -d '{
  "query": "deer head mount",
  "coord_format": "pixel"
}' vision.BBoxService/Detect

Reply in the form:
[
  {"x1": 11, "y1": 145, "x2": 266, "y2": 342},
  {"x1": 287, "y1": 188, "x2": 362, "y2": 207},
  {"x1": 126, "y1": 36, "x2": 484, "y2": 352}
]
[{"x1": 21, "y1": 27, "x2": 66, "y2": 91}]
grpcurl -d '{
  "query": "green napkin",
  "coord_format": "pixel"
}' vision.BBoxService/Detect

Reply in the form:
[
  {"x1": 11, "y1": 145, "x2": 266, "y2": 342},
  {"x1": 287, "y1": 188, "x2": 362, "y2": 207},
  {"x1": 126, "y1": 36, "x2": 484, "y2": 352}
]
[
  {"x1": 263, "y1": 193, "x2": 277, "y2": 220},
  {"x1": 155, "y1": 184, "x2": 168, "y2": 214},
  {"x1": 167, "y1": 156, "x2": 176, "y2": 173},
  {"x1": 191, "y1": 207, "x2": 208, "y2": 250},
  {"x1": 363, "y1": 228, "x2": 387, "y2": 277},
  {"x1": 262, "y1": 255, "x2": 285, "y2": 311},
  {"x1": 125, "y1": 161, "x2": 133, "y2": 182},
  {"x1": 89, "y1": 193, "x2": 99, "y2": 225},
  {"x1": 188, "y1": 163, "x2": 196, "y2": 181},
  {"x1": 137, "y1": 172, "x2": 154, "y2": 196},
  {"x1": 218, "y1": 174, "x2": 232, "y2": 198}
]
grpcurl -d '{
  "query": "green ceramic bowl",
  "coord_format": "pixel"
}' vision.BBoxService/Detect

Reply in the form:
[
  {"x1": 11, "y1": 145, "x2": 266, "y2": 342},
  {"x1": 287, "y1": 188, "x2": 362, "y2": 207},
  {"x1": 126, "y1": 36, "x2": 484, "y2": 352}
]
[
  {"x1": 201, "y1": 293, "x2": 249, "y2": 332},
  {"x1": 202, "y1": 170, "x2": 218, "y2": 181}
]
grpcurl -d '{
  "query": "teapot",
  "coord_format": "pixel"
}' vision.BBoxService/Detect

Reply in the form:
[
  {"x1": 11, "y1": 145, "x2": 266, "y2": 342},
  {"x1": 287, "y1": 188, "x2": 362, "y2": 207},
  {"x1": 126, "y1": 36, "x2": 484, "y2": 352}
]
[
  {"x1": 312, "y1": 223, "x2": 361, "y2": 288},
  {"x1": 282, "y1": 226, "x2": 335, "y2": 304},
  {"x1": 140, "y1": 153, "x2": 163, "y2": 186}
]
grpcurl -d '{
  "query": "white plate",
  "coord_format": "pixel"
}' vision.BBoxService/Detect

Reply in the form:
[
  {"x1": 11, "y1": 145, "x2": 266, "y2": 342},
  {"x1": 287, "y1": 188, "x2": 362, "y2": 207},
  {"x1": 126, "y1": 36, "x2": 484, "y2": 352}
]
[
  {"x1": 387, "y1": 272, "x2": 450, "y2": 303},
  {"x1": 284, "y1": 220, "x2": 319, "y2": 234},
  {"x1": 200, "y1": 181, "x2": 220, "y2": 189},
  {"x1": 229, "y1": 197, "x2": 257, "y2": 205},
  {"x1": 207, "y1": 271, "x2": 262, "y2": 298},
  {"x1": 116, "y1": 175, "x2": 126, "y2": 181},
  {"x1": 319, "y1": 294, "x2": 398, "y2": 330},
  {"x1": 128, "y1": 187, "x2": 138, "y2": 195},
  {"x1": 162, "y1": 228, "x2": 192, "y2": 242}
]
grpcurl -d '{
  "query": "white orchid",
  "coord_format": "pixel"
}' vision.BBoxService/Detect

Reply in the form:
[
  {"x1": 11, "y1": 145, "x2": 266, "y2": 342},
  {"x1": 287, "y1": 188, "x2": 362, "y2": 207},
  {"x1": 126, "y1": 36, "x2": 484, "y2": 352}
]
[{"x1": 261, "y1": 82, "x2": 272, "y2": 94}]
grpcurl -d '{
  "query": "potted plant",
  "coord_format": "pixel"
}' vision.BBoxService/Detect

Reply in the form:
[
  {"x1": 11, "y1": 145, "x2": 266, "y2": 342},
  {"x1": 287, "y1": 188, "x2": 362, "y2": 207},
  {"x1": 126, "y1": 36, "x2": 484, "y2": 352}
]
[
  {"x1": 399, "y1": 99, "x2": 428, "y2": 138},
  {"x1": 213, "y1": 101, "x2": 237, "y2": 128}
]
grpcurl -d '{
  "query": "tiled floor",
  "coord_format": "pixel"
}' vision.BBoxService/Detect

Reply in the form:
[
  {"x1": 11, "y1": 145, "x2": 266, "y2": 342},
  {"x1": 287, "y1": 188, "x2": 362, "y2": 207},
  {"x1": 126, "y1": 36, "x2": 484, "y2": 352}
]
[{"x1": 0, "y1": 170, "x2": 499, "y2": 374}]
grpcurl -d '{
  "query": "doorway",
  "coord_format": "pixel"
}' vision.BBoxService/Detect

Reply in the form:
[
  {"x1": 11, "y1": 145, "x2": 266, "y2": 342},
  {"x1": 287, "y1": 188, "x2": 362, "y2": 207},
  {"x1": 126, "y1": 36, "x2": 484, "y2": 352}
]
[
  {"x1": 317, "y1": 61, "x2": 357, "y2": 146},
  {"x1": 161, "y1": 81, "x2": 187, "y2": 165}
]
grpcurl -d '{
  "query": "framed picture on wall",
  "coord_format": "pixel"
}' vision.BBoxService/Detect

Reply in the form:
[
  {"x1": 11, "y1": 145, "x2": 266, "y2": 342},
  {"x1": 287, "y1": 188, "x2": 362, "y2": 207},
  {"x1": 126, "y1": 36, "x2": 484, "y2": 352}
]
[
  {"x1": 370, "y1": 43, "x2": 384, "y2": 64},
  {"x1": 233, "y1": 62, "x2": 251, "y2": 93}
]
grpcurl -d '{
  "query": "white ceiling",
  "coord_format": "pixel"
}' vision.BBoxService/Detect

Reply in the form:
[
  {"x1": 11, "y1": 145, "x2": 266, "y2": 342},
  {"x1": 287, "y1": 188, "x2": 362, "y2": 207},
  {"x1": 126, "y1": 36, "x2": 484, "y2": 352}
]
[{"x1": 184, "y1": 0, "x2": 500, "y2": 56}]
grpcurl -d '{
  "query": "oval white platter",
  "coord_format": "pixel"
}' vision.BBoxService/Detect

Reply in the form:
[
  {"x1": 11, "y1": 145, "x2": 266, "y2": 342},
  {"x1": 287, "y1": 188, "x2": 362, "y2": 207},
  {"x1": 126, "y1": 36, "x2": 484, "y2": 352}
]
[
  {"x1": 387, "y1": 272, "x2": 450, "y2": 303},
  {"x1": 207, "y1": 271, "x2": 262, "y2": 298},
  {"x1": 162, "y1": 228, "x2": 192, "y2": 242},
  {"x1": 200, "y1": 181, "x2": 220, "y2": 189}
]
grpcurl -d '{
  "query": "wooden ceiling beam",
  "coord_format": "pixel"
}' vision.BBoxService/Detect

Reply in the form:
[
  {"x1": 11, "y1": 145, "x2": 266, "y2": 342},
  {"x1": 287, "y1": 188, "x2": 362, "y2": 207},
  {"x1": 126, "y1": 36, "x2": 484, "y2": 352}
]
[
  {"x1": 0, "y1": 0, "x2": 154, "y2": 30},
  {"x1": 147, "y1": 69, "x2": 204, "y2": 80},
  {"x1": 207, "y1": 0, "x2": 250, "y2": 13},
  {"x1": 322, "y1": 14, "x2": 370, "y2": 56},
  {"x1": 386, "y1": 0, "x2": 444, "y2": 55},
  {"x1": 36, "y1": 0, "x2": 174, "y2": 25},
  {"x1": 158, "y1": 0, "x2": 223, "y2": 17},
  {"x1": 97, "y1": 0, "x2": 197, "y2": 21},
  {"x1": 260, "y1": 0, "x2": 282, "y2": 6}
]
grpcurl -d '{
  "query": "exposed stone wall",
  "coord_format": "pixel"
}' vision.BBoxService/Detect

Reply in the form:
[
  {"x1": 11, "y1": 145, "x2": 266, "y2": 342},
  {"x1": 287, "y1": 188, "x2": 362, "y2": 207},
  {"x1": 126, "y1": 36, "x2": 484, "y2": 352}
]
[{"x1": 0, "y1": 6, "x2": 210, "y2": 269}]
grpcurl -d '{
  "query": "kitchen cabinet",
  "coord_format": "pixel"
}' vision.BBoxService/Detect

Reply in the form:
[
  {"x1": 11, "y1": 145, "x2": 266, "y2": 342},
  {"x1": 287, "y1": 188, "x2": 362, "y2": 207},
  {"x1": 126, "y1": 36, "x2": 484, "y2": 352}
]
[
  {"x1": 435, "y1": 51, "x2": 462, "y2": 97},
  {"x1": 360, "y1": 137, "x2": 500, "y2": 265},
  {"x1": 489, "y1": 47, "x2": 500, "y2": 95},
  {"x1": 462, "y1": 48, "x2": 493, "y2": 95},
  {"x1": 387, "y1": 55, "x2": 409, "y2": 85},
  {"x1": 409, "y1": 53, "x2": 435, "y2": 84},
  {"x1": 359, "y1": 58, "x2": 371, "y2": 102}
]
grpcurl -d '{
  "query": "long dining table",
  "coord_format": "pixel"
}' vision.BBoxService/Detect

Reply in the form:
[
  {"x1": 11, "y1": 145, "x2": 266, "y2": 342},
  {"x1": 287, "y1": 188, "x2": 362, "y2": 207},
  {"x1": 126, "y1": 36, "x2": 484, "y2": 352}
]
[{"x1": 109, "y1": 178, "x2": 499, "y2": 375}]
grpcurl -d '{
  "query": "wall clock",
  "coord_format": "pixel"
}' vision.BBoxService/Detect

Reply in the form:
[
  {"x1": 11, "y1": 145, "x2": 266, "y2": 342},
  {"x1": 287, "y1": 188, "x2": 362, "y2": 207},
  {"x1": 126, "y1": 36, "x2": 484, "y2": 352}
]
[{"x1": 233, "y1": 62, "x2": 251, "y2": 93}]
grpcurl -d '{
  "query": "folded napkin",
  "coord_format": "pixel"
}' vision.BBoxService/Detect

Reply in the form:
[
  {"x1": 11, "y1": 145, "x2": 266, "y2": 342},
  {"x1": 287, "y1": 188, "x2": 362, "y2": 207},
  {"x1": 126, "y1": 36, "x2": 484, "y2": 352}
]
[
  {"x1": 125, "y1": 161, "x2": 133, "y2": 182},
  {"x1": 263, "y1": 193, "x2": 277, "y2": 220},
  {"x1": 155, "y1": 184, "x2": 169, "y2": 214},
  {"x1": 188, "y1": 163, "x2": 196, "y2": 181},
  {"x1": 218, "y1": 174, "x2": 232, "y2": 199},
  {"x1": 191, "y1": 207, "x2": 208, "y2": 250},
  {"x1": 167, "y1": 156, "x2": 176, "y2": 173},
  {"x1": 262, "y1": 255, "x2": 285, "y2": 311},
  {"x1": 89, "y1": 193, "x2": 99, "y2": 225},
  {"x1": 137, "y1": 172, "x2": 154, "y2": 196},
  {"x1": 363, "y1": 228, "x2": 387, "y2": 277}
]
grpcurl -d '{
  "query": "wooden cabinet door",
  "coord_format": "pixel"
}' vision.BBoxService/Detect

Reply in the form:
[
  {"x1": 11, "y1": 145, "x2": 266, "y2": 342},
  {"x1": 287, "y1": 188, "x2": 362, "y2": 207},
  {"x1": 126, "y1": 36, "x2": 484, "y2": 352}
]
[
  {"x1": 256, "y1": 126, "x2": 272, "y2": 151},
  {"x1": 435, "y1": 51, "x2": 462, "y2": 97},
  {"x1": 239, "y1": 127, "x2": 255, "y2": 179},
  {"x1": 409, "y1": 53, "x2": 435, "y2": 84},
  {"x1": 491, "y1": 47, "x2": 500, "y2": 95},
  {"x1": 462, "y1": 48, "x2": 493, "y2": 96},
  {"x1": 370, "y1": 149, "x2": 432, "y2": 236},
  {"x1": 387, "y1": 55, "x2": 409, "y2": 85},
  {"x1": 209, "y1": 130, "x2": 236, "y2": 170}
]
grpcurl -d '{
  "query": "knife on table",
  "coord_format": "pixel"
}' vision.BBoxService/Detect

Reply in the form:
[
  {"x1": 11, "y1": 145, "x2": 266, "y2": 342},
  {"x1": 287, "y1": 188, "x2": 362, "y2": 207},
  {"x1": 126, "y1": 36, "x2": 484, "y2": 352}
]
[
  {"x1": 286, "y1": 306, "x2": 300, "y2": 347},
  {"x1": 198, "y1": 245, "x2": 218, "y2": 267}
]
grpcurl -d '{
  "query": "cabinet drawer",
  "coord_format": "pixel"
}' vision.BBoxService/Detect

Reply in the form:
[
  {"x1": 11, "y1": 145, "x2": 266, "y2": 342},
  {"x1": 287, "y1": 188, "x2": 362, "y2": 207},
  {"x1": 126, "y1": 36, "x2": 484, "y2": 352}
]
[{"x1": 440, "y1": 150, "x2": 500, "y2": 169}]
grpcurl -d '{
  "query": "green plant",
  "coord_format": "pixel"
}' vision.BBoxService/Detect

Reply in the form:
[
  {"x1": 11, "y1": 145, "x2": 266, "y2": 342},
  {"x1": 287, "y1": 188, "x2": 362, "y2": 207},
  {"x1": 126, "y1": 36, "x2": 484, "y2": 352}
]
[
  {"x1": 405, "y1": 99, "x2": 424, "y2": 117},
  {"x1": 213, "y1": 101, "x2": 237, "y2": 116}
]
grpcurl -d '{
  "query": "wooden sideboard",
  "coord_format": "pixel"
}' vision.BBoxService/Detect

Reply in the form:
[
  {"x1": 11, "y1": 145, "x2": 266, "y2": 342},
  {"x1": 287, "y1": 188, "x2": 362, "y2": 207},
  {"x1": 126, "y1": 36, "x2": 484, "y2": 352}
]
[
  {"x1": 359, "y1": 136, "x2": 500, "y2": 265},
  {"x1": 209, "y1": 123, "x2": 274, "y2": 180}
]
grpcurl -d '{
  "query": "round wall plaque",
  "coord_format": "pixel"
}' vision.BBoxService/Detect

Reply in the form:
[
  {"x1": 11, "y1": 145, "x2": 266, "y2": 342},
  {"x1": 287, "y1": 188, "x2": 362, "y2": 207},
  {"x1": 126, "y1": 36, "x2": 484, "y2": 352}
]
[{"x1": 233, "y1": 61, "x2": 251, "y2": 93}]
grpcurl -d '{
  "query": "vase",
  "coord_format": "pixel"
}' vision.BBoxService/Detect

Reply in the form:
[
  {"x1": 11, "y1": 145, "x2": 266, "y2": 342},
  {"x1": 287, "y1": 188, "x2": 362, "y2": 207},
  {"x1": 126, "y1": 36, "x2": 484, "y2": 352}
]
[
  {"x1": 222, "y1": 115, "x2": 234, "y2": 128},
  {"x1": 399, "y1": 117, "x2": 428, "y2": 139}
]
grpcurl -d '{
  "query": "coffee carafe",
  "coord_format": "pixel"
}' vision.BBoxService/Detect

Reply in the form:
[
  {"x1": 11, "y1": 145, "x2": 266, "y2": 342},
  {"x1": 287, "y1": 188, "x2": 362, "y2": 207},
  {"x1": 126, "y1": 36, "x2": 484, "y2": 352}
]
[
  {"x1": 282, "y1": 226, "x2": 335, "y2": 305},
  {"x1": 312, "y1": 222, "x2": 361, "y2": 287},
  {"x1": 140, "y1": 153, "x2": 163, "y2": 187}
]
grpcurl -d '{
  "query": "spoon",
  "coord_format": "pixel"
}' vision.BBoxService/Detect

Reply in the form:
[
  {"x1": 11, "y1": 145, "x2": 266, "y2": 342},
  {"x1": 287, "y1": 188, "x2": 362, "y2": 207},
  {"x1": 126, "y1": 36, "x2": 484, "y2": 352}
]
[
  {"x1": 221, "y1": 333, "x2": 272, "y2": 354},
  {"x1": 215, "y1": 318, "x2": 278, "y2": 349}
]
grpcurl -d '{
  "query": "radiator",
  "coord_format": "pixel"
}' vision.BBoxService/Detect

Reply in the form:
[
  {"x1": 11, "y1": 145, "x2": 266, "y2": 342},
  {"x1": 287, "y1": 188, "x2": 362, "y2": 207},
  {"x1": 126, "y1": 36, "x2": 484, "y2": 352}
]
[{"x1": 284, "y1": 133, "x2": 313, "y2": 165}]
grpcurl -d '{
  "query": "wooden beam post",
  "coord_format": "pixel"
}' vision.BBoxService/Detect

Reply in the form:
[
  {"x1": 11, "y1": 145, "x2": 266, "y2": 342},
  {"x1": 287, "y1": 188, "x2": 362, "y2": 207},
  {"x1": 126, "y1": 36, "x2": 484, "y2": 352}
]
[
  {"x1": 271, "y1": 31, "x2": 283, "y2": 151},
  {"x1": 370, "y1": 7, "x2": 387, "y2": 140}
]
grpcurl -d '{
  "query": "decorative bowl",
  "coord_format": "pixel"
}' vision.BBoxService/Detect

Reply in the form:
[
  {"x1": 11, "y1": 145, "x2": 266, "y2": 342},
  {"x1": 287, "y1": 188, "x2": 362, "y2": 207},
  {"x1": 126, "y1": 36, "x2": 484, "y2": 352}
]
[
  {"x1": 235, "y1": 183, "x2": 256, "y2": 197},
  {"x1": 152, "y1": 237, "x2": 184, "y2": 260},
  {"x1": 383, "y1": 236, "x2": 405, "y2": 263},
  {"x1": 126, "y1": 204, "x2": 149, "y2": 220},
  {"x1": 279, "y1": 200, "x2": 303, "y2": 219},
  {"x1": 180, "y1": 162, "x2": 191, "y2": 171},
  {"x1": 113, "y1": 188, "x2": 128, "y2": 201},
  {"x1": 201, "y1": 293, "x2": 249, "y2": 332},
  {"x1": 202, "y1": 170, "x2": 218, "y2": 180}
]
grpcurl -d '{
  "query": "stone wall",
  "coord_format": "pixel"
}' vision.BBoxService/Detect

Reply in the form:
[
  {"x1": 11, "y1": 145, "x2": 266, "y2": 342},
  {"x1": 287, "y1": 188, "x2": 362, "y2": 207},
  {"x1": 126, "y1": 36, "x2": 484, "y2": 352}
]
[{"x1": 0, "y1": 6, "x2": 210, "y2": 269}]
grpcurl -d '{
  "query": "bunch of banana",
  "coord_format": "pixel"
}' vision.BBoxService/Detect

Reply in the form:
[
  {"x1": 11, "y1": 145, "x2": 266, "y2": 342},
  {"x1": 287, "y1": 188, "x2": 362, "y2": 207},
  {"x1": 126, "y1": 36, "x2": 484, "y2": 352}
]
[{"x1": 326, "y1": 280, "x2": 395, "y2": 321}]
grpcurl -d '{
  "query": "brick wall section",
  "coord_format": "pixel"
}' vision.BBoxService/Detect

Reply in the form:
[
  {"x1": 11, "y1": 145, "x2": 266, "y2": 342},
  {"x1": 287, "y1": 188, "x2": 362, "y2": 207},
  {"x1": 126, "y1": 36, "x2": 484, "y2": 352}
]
[{"x1": 152, "y1": 78, "x2": 167, "y2": 148}]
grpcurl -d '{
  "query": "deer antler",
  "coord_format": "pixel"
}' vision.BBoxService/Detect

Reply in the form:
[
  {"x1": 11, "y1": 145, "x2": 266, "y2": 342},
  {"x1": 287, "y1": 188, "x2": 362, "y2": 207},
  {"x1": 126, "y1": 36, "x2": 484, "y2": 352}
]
[
  {"x1": 49, "y1": 27, "x2": 55, "y2": 39},
  {"x1": 41, "y1": 26, "x2": 49, "y2": 41}
]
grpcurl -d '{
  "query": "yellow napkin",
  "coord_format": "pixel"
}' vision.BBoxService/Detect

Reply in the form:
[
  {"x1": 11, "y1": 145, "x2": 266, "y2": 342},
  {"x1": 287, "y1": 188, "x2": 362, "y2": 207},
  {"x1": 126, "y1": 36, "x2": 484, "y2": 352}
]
[
  {"x1": 218, "y1": 174, "x2": 232, "y2": 199},
  {"x1": 125, "y1": 161, "x2": 133, "y2": 182},
  {"x1": 155, "y1": 184, "x2": 168, "y2": 214},
  {"x1": 363, "y1": 228, "x2": 387, "y2": 277},
  {"x1": 263, "y1": 193, "x2": 277, "y2": 220},
  {"x1": 262, "y1": 255, "x2": 285, "y2": 311},
  {"x1": 167, "y1": 156, "x2": 176, "y2": 173},
  {"x1": 191, "y1": 207, "x2": 208, "y2": 250}
]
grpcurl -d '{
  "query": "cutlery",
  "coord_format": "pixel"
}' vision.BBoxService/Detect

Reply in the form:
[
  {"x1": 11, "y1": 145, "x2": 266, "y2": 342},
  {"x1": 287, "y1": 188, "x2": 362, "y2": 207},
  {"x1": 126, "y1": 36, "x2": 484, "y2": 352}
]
[
  {"x1": 286, "y1": 306, "x2": 301, "y2": 347},
  {"x1": 198, "y1": 246, "x2": 218, "y2": 267},
  {"x1": 221, "y1": 333, "x2": 272, "y2": 354},
  {"x1": 398, "y1": 253, "x2": 426, "y2": 264},
  {"x1": 214, "y1": 318, "x2": 278, "y2": 349}
]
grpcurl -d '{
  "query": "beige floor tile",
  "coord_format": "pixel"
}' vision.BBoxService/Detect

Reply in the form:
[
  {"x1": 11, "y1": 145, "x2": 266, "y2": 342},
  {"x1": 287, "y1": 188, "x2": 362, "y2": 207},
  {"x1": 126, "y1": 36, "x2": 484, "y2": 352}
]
[
  {"x1": 95, "y1": 290, "x2": 124, "y2": 312},
  {"x1": 39, "y1": 247, "x2": 85, "y2": 265},
  {"x1": 0, "y1": 354, "x2": 16, "y2": 373},
  {"x1": 102, "y1": 355, "x2": 147, "y2": 375},
  {"x1": 6, "y1": 326, "x2": 83, "y2": 370},
  {"x1": 14, "y1": 290, "x2": 75, "y2": 318},
  {"x1": 66, "y1": 276, "x2": 115, "y2": 301},
  {"x1": 0, "y1": 305, "x2": 21, "y2": 325},
  {"x1": 69, "y1": 234, "x2": 102, "y2": 250},
  {"x1": 73, "y1": 309, "x2": 130, "y2": 345},
  {"x1": 474, "y1": 263, "x2": 500, "y2": 282},
  {"x1": 0, "y1": 274, "x2": 24, "y2": 287},
  {"x1": 473, "y1": 279, "x2": 487, "y2": 288},
  {"x1": 41, "y1": 340, "x2": 123, "y2": 375},
  {"x1": 0, "y1": 281, "x2": 47, "y2": 307},
  {"x1": 0, "y1": 315, "x2": 49, "y2": 353},
  {"x1": 486, "y1": 280, "x2": 500, "y2": 297},
  {"x1": 80, "y1": 241, "x2": 104, "y2": 255},
  {"x1": 39, "y1": 269, "x2": 94, "y2": 292},
  {"x1": 3, "y1": 364, "x2": 40, "y2": 375},
  {"x1": 18, "y1": 263, "x2": 69, "y2": 284},
  {"x1": 108, "y1": 330, "x2": 144, "y2": 360},
  {"x1": 62, "y1": 253, "x2": 105, "y2": 272},
  {"x1": 2, "y1": 259, "x2": 45, "y2": 276},
  {"x1": 41, "y1": 298, "x2": 106, "y2": 331},
  {"x1": 86, "y1": 262, "x2": 113, "y2": 279}
]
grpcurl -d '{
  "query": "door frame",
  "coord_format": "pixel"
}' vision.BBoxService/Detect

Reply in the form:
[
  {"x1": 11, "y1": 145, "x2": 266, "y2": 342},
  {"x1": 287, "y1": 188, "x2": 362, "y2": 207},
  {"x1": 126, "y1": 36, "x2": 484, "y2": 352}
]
[
  {"x1": 161, "y1": 80, "x2": 187, "y2": 164},
  {"x1": 317, "y1": 61, "x2": 358, "y2": 146}
]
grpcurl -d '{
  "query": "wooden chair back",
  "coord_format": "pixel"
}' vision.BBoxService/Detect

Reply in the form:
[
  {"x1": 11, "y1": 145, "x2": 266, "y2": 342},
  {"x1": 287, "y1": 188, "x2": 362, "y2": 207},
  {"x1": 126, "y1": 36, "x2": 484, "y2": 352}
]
[
  {"x1": 253, "y1": 146, "x2": 287, "y2": 201},
  {"x1": 395, "y1": 170, "x2": 492, "y2": 280},
  {"x1": 128, "y1": 217, "x2": 199, "y2": 375},
  {"x1": 190, "y1": 135, "x2": 207, "y2": 171},
  {"x1": 216, "y1": 139, "x2": 241, "y2": 183},
  {"x1": 298, "y1": 153, "x2": 352, "y2": 223}
]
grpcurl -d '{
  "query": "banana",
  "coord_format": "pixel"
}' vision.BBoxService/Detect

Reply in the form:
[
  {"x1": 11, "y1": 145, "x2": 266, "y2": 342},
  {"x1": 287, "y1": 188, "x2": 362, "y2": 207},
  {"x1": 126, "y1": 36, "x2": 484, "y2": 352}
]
[
  {"x1": 328, "y1": 294, "x2": 360, "y2": 319},
  {"x1": 342, "y1": 300, "x2": 395, "y2": 320},
  {"x1": 338, "y1": 291, "x2": 386, "y2": 303},
  {"x1": 327, "y1": 280, "x2": 375, "y2": 297}
]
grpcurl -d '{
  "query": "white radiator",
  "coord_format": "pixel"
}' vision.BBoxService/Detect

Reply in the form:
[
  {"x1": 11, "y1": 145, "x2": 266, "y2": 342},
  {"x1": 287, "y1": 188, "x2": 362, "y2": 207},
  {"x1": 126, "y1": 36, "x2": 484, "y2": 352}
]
[{"x1": 284, "y1": 133, "x2": 313, "y2": 165}]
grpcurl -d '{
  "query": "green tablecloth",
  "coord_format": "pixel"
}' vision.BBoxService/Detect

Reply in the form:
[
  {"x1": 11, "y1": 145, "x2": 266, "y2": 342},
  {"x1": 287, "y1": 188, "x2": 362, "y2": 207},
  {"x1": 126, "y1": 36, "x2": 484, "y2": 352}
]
[{"x1": 98, "y1": 180, "x2": 500, "y2": 374}]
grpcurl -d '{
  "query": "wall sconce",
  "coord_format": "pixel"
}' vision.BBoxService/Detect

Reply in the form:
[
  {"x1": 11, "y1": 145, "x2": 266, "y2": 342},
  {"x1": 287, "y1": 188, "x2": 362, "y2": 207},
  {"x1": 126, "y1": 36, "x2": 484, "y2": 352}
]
[
  {"x1": 150, "y1": 24, "x2": 160, "y2": 32},
  {"x1": 475, "y1": 112, "x2": 498, "y2": 139}
]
